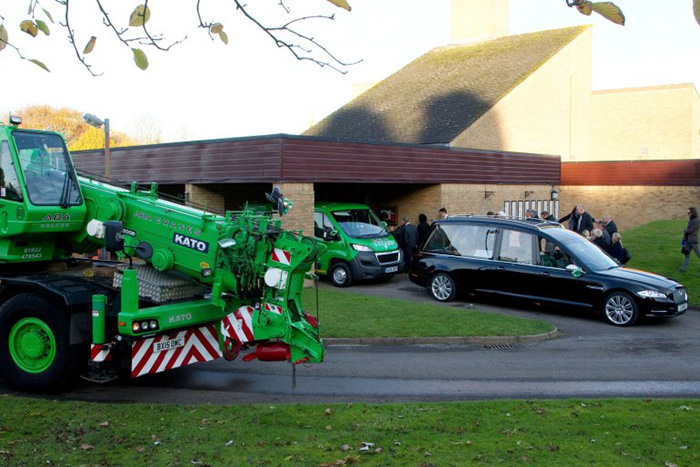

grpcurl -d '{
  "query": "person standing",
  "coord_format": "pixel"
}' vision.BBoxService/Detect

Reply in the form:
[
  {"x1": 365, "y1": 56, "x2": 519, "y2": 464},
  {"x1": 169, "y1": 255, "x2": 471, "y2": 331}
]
[
  {"x1": 417, "y1": 213, "x2": 430, "y2": 247},
  {"x1": 540, "y1": 210, "x2": 556, "y2": 221},
  {"x1": 558, "y1": 206, "x2": 579, "y2": 231},
  {"x1": 681, "y1": 207, "x2": 700, "y2": 272},
  {"x1": 603, "y1": 214, "x2": 618, "y2": 236},
  {"x1": 400, "y1": 217, "x2": 419, "y2": 271},
  {"x1": 610, "y1": 232, "x2": 631, "y2": 265},
  {"x1": 574, "y1": 204, "x2": 594, "y2": 234}
]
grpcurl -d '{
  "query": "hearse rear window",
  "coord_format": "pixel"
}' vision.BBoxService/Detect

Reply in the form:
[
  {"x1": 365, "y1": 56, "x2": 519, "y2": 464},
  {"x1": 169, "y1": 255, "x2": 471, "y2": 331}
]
[{"x1": 424, "y1": 224, "x2": 496, "y2": 258}]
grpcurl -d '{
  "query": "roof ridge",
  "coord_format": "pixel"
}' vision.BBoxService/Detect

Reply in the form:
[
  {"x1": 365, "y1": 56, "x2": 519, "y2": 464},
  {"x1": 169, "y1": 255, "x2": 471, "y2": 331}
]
[{"x1": 305, "y1": 25, "x2": 591, "y2": 145}]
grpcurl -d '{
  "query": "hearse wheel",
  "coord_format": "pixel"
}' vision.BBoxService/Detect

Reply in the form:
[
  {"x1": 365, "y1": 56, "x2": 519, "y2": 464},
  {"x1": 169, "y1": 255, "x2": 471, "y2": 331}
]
[
  {"x1": 429, "y1": 272, "x2": 456, "y2": 302},
  {"x1": 602, "y1": 291, "x2": 639, "y2": 326}
]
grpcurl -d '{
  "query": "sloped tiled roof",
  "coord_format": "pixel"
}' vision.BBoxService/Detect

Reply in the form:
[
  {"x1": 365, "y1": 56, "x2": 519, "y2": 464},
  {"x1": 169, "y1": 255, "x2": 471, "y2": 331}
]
[{"x1": 304, "y1": 26, "x2": 590, "y2": 145}]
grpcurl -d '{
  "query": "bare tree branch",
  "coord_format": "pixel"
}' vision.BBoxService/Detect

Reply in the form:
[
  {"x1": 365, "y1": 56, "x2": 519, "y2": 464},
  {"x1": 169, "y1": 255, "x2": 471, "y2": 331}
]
[
  {"x1": 5, "y1": 0, "x2": 362, "y2": 75},
  {"x1": 61, "y1": 0, "x2": 102, "y2": 76},
  {"x1": 140, "y1": 0, "x2": 186, "y2": 51},
  {"x1": 231, "y1": 0, "x2": 362, "y2": 74}
]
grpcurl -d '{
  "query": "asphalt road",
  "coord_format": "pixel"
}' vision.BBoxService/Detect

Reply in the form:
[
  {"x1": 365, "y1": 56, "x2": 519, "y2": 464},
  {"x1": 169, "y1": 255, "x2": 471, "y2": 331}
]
[{"x1": 6, "y1": 274, "x2": 698, "y2": 404}]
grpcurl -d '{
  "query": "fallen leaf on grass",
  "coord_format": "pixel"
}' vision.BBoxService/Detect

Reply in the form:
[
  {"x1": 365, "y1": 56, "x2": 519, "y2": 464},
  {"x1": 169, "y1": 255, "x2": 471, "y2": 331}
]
[
  {"x1": 80, "y1": 444, "x2": 93, "y2": 451},
  {"x1": 665, "y1": 462, "x2": 677, "y2": 467},
  {"x1": 319, "y1": 455, "x2": 360, "y2": 466},
  {"x1": 99, "y1": 421, "x2": 109, "y2": 427}
]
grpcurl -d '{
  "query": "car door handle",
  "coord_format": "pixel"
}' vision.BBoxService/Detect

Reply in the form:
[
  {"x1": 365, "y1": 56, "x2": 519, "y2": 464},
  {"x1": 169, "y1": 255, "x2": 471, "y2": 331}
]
[{"x1": 539, "y1": 271, "x2": 550, "y2": 277}]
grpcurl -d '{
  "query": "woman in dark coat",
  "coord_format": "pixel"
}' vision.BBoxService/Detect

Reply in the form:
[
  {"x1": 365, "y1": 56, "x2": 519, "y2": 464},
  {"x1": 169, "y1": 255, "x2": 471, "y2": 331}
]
[
  {"x1": 558, "y1": 206, "x2": 579, "y2": 231},
  {"x1": 610, "y1": 232, "x2": 630, "y2": 265},
  {"x1": 681, "y1": 206, "x2": 700, "y2": 272}
]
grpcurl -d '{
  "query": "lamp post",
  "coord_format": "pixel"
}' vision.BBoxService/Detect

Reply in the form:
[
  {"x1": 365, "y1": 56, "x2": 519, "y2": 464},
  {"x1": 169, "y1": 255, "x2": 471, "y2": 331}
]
[
  {"x1": 82, "y1": 113, "x2": 111, "y2": 261},
  {"x1": 82, "y1": 113, "x2": 110, "y2": 178}
]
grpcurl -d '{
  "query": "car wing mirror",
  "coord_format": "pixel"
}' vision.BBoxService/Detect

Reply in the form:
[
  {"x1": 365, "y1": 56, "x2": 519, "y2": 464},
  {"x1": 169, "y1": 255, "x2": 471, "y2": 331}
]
[
  {"x1": 565, "y1": 264, "x2": 584, "y2": 278},
  {"x1": 323, "y1": 229, "x2": 338, "y2": 241}
]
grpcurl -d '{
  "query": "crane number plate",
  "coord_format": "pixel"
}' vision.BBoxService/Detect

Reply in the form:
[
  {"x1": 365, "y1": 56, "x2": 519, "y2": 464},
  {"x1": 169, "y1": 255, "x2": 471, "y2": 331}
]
[{"x1": 153, "y1": 337, "x2": 185, "y2": 353}]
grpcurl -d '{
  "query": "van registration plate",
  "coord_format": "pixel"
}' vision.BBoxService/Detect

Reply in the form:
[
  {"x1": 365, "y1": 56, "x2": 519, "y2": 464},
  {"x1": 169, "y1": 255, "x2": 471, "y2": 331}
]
[
  {"x1": 153, "y1": 336, "x2": 185, "y2": 353},
  {"x1": 385, "y1": 266, "x2": 398, "y2": 273}
]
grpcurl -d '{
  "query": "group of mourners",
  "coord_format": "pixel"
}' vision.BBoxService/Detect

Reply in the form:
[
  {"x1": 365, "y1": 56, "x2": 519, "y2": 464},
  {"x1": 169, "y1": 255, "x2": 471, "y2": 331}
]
[{"x1": 555, "y1": 204, "x2": 630, "y2": 264}]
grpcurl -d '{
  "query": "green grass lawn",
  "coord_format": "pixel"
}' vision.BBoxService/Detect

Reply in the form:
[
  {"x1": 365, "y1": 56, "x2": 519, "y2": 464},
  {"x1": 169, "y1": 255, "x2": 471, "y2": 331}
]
[
  {"x1": 302, "y1": 287, "x2": 554, "y2": 338},
  {"x1": 0, "y1": 396, "x2": 697, "y2": 466},
  {"x1": 622, "y1": 219, "x2": 698, "y2": 306}
]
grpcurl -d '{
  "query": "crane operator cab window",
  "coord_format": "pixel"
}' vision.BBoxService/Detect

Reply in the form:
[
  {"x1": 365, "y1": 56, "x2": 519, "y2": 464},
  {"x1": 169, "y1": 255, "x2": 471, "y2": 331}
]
[
  {"x1": 13, "y1": 131, "x2": 81, "y2": 206},
  {"x1": 0, "y1": 141, "x2": 23, "y2": 202}
]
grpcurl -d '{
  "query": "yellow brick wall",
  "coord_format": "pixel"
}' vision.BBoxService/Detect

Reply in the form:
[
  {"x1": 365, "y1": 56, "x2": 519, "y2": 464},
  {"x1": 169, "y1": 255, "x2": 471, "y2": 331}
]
[
  {"x1": 590, "y1": 84, "x2": 699, "y2": 161},
  {"x1": 440, "y1": 184, "x2": 556, "y2": 217},
  {"x1": 376, "y1": 183, "x2": 555, "y2": 224},
  {"x1": 275, "y1": 182, "x2": 315, "y2": 236},
  {"x1": 374, "y1": 185, "x2": 442, "y2": 225},
  {"x1": 560, "y1": 185, "x2": 700, "y2": 230},
  {"x1": 452, "y1": 27, "x2": 592, "y2": 162},
  {"x1": 185, "y1": 184, "x2": 225, "y2": 214}
]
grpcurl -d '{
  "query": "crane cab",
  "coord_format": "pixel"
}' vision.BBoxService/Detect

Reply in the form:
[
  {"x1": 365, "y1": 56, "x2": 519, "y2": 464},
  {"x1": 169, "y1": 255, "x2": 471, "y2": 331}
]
[{"x1": 0, "y1": 120, "x2": 86, "y2": 262}]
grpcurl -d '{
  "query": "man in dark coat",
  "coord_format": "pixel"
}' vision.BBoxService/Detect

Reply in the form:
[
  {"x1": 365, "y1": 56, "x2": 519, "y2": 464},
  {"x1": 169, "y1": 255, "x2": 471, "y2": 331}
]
[
  {"x1": 574, "y1": 204, "x2": 594, "y2": 234},
  {"x1": 417, "y1": 213, "x2": 430, "y2": 247},
  {"x1": 393, "y1": 217, "x2": 418, "y2": 271},
  {"x1": 603, "y1": 214, "x2": 618, "y2": 237}
]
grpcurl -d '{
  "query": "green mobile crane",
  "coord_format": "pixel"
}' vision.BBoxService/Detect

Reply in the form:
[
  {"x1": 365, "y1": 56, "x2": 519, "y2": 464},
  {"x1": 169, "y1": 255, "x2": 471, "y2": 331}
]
[{"x1": 0, "y1": 117, "x2": 324, "y2": 391}]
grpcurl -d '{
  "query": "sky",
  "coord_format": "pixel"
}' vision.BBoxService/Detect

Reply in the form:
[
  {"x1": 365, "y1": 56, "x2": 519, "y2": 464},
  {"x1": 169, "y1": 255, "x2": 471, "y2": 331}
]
[{"x1": 1, "y1": 0, "x2": 699, "y2": 143}]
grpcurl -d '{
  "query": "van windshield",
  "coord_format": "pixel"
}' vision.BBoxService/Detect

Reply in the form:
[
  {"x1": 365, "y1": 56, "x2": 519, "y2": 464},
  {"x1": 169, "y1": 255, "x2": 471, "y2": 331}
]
[{"x1": 330, "y1": 209, "x2": 388, "y2": 239}]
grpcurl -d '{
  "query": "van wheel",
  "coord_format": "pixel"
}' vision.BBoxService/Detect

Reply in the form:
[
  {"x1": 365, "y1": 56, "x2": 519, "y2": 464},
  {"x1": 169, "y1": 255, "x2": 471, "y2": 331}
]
[
  {"x1": 0, "y1": 293, "x2": 79, "y2": 392},
  {"x1": 429, "y1": 273, "x2": 456, "y2": 302},
  {"x1": 330, "y1": 263, "x2": 353, "y2": 287},
  {"x1": 602, "y1": 291, "x2": 638, "y2": 326}
]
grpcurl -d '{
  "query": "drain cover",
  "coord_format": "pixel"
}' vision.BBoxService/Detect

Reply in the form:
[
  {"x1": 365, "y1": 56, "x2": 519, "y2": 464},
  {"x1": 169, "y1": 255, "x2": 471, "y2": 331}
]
[{"x1": 484, "y1": 344, "x2": 513, "y2": 350}]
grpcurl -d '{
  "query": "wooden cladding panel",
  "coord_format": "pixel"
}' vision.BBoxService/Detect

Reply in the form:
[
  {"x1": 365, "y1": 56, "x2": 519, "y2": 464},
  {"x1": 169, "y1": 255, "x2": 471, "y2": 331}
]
[
  {"x1": 73, "y1": 139, "x2": 284, "y2": 183},
  {"x1": 73, "y1": 136, "x2": 560, "y2": 185},
  {"x1": 562, "y1": 160, "x2": 700, "y2": 186},
  {"x1": 281, "y1": 140, "x2": 560, "y2": 184}
]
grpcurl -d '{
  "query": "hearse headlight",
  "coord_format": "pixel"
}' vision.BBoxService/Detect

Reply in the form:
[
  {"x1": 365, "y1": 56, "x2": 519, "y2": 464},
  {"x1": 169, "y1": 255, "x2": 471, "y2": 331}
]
[
  {"x1": 637, "y1": 290, "x2": 666, "y2": 299},
  {"x1": 351, "y1": 244, "x2": 372, "y2": 252}
]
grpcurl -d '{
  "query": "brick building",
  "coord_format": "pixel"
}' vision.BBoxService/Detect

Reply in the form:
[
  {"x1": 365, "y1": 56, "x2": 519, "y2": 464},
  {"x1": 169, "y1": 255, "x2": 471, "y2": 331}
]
[
  {"x1": 73, "y1": 135, "x2": 560, "y2": 236},
  {"x1": 74, "y1": 0, "x2": 700, "y2": 230}
]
